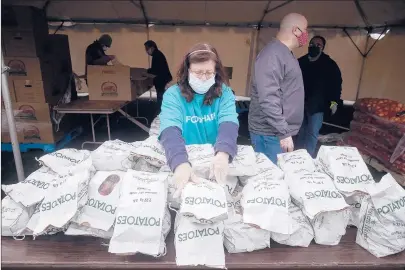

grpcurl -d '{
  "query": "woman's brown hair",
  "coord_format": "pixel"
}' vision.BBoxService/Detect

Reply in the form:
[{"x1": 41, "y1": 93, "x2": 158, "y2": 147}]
[{"x1": 177, "y1": 43, "x2": 229, "y2": 105}]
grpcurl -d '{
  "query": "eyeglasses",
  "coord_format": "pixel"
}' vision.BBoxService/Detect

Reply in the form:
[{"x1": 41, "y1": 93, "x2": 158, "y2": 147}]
[{"x1": 189, "y1": 69, "x2": 216, "y2": 79}]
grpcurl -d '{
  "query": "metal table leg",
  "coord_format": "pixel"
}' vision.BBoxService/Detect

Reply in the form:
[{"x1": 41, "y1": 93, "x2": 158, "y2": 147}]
[
  {"x1": 81, "y1": 114, "x2": 105, "y2": 149},
  {"x1": 106, "y1": 114, "x2": 111, "y2": 140},
  {"x1": 118, "y1": 109, "x2": 150, "y2": 133},
  {"x1": 91, "y1": 114, "x2": 96, "y2": 142}
]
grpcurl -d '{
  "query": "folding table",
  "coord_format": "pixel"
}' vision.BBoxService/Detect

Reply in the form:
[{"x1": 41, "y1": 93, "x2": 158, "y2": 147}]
[{"x1": 54, "y1": 98, "x2": 150, "y2": 149}]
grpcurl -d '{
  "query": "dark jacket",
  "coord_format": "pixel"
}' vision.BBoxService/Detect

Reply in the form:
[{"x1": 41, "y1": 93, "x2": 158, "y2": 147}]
[
  {"x1": 248, "y1": 39, "x2": 304, "y2": 139},
  {"x1": 85, "y1": 41, "x2": 109, "y2": 79},
  {"x1": 148, "y1": 49, "x2": 172, "y2": 88},
  {"x1": 298, "y1": 53, "x2": 342, "y2": 115}
]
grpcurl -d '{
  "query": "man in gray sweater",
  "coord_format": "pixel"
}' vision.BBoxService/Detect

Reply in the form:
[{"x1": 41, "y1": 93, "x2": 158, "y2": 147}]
[{"x1": 249, "y1": 13, "x2": 307, "y2": 163}]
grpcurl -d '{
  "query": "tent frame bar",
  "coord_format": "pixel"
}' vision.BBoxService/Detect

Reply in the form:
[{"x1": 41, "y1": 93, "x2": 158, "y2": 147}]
[
  {"x1": 258, "y1": 0, "x2": 295, "y2": 30},
  {"x1": 257, "y1": 0, "x2": 272, "y2": 31},
  {"x1": 343, "y1": 25, "x2": 388, "y2": 58},
  {"x1": 139, "y1": 0, "x2": 149, "y2": 27},
  {"x1": 47, "y1": 17, "x2": 404, "y2": 30},
  {"x1": 353, "y1": 0, "x2": 370, "y2": 27},
  {"x1": 343, "y1": 28, "x2": 365, "y2": 57}
]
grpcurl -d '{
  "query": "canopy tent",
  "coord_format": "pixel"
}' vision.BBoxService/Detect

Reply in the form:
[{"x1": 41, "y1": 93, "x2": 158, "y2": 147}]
[
  {"x1": 2, "y1": 0, "x2": 405, "y2": 182},
  {"x1": 3, "y1": 0, "x2": 405, "y2": 29},
  {"x1": 3, "y1": 0, "x2": 405, "y2": 100}
]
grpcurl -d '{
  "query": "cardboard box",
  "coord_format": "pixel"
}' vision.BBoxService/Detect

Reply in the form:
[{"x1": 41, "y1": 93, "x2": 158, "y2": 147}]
[
  {"x1": 2, "y1": 30, "x2": 47, "y2": 57},
  {"x1": 87, "y1": 65, "x2": 134, "y2": 101},
  {"x1": 2, "y1": 6, "x2": 49, "y2": 57},
  {"x1": 6, "y1": 79, "x2": 17, "y2": 103},
  {"x1": 1, "y1": 122, "x2": 61, "y2": 144},
  {"x1": 13, "y1": 80, "x2": 47, "y2": 103},
  {"x1": 5, "y1": 56, "x2": 69, "y2": 104},
  {"x1": 5, "y1": 56, "x2": 52, "y2": 80},
  {"x1": 12, "y1": 79, "x2": 66, "y2": 105},
  {"x1": 87, "y1": 65, "x2": 153, "y2": 101},
  {"x1": 2, "y1": 5, "x2": 48, "y2": 32},
  {"x1": 12, "y1": 102, "x2": 51, "y2": 122}
]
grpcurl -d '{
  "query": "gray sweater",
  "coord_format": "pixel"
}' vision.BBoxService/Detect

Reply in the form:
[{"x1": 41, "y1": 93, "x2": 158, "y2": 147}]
[{"x1": 248, "y1": 39, "x2": 304, "y2": 139}]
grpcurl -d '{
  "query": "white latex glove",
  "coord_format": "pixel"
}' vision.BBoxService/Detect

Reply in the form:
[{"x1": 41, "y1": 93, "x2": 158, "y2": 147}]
[
  {"x1": 209, "y1": 152, "x2": 230, "y2": 187},
  {"x1": 280, "y1": 136, "x2": 294, "y2": 153},
  {"x1": 330, "y1": 102, "x2": 338, "y2": 115},
  {"x1": 172, "y1": 162, "x2": 197, "y2": 199}
]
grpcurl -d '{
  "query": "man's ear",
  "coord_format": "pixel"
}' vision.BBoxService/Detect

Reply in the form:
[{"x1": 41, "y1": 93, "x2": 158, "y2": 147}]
[{"x1": 292, "y1": 26, "x2": 299, "y2": 36}]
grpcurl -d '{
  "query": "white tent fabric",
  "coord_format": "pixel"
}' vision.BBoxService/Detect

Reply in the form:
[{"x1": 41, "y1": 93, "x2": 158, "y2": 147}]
[{"x1": 3, "y1": 0, "x2": 405, "y2": 29}]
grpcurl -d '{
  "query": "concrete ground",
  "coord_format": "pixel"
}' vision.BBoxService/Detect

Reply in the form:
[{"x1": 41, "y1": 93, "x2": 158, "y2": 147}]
[{"x1": 1, "y1": 99, "x2": 384, "y2": 189}]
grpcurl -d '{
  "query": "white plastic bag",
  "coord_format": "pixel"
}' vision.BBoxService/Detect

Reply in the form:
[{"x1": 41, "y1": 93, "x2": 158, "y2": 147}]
[
  {"x1": 174, "y1": 214, "x2": 225, "y2": 268},
  {"x1": 91, "y1": 140, "x2": 138, "y2": 171},
  {"x1": 224, "y1": 180, "x2": 271, "y2": 253},
  {"x1": 225, "y1": 176, "x2": 239, "y2": 198},
  {"x1": 37, "y1": 149, "x2": 93, "y2": 176},
  {"x1": 2, "y1": 166, "x2": 59, "y2": 207},
  {"x1": 149, "y1": 116, "x2": 160, "y2": 137},
  {"x1": 65, "y1": 223, "x2": 114, "y2": 239},
  {"x1": 285, "y1": 171, "x2": 349, "y2": 219},
  {"x1": 239, "y1": 153, "x2": 283, "y2": 186},
  {"x1": 316, "y1": 146, "x2": 374, "y2": 196},
  {"x1": 130, "y1": 136, "x2": 166, "y2": 167},
  {"x1": 241, "y1": 169, "x2": 292, "y2": 234},
  {"x1": 356, "y1": 173, "x2": 405, "y2": 257},
  {"x1": 346, "y1": 193, "x2": 366, "y2": 227},
  {"x1": 271, "y1": 202, "x2": 314, "y2": 247},
  {"x1": 180, "y1": 180, "x2": 228, "y2": 224},
  {"x1": 18, "y1": 203, "x2": 65, "y2": 237},
  {"x1": 109, "y1": 170, "x2": 169, "y2": 256},
  {"x1": 228, "y1": 145, "x2": 257, "y2": 177},
  {"x1": 131, "y1": 156, "x2": 160, "y2": 173},
  {"x1": 224, "y1": 213, "x2": 271, "y2": 253},
  {"x1": 186, "y1": 144, "x2": 215, "y2": 178},
  {"x1": 167, "y1": 173, "x2": 181, "y2": 209},
  {"x1": 277, "y1": 149, "x2": 316, "y2": 173},
  {"x1": 74, "y1": 171, "x2": 124, "y2": 232},
  {"x1": 1, "y1": 196, "x2": 33, "y2": 237},
  {"x1": 33, "y1": 169, "x2": 91, "y2": 236},
  {"x1": 311, "y1": 208, "x2": 350, "y2": 245}
]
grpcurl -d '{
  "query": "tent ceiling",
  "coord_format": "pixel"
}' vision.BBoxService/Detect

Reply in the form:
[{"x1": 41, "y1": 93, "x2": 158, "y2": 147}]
[{"x1": 3, "y1": 0, "x2": 405, "y2": 29}]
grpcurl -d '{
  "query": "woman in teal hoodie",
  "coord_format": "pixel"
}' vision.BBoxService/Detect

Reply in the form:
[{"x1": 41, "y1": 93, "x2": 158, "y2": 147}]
[{"x1": 159, "y1": 43, "x2": 239, "y2": 196}]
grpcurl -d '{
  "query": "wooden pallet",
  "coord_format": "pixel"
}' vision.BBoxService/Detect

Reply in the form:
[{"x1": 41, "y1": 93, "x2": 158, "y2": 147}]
[{"x1": 1, "y1": 127, "x2": 83, "y2": 153}]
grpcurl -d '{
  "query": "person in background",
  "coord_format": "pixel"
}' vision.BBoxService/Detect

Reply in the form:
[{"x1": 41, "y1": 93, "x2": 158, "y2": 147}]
[
  {"x1": 159, "y1": 43, "x2": 239, "y2": 197},
  {"x1": 144, "y1": 40, "x2": 173, "y2": 114},
  {"x1": 296, "y1": 35, "x2": 343, "y2": 157},
  {"x1": 248, "y1": 13, "x2": 307, "y2": 163},
  {"x1": 85, "y1": 34, "x2": 115, "y2": 80}
]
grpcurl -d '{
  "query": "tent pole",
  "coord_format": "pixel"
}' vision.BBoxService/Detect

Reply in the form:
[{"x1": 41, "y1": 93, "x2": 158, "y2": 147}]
[
  {"x1": 1, "y1": 52, "x2": 25, "y2": 182},
  {"x1": 355, "y1": 34, "x2": 369, "y2": 100}
]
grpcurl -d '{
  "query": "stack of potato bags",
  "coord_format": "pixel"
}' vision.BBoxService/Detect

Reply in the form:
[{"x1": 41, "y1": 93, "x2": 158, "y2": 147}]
[{"x1": 340, "y1": 98, "x2": 405, "y2": 175}]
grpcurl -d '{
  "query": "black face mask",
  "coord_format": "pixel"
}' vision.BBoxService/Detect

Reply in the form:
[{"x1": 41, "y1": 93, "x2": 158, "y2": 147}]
[{"x1": 308, "y1": 46, "x2": 321, "y2": 58}]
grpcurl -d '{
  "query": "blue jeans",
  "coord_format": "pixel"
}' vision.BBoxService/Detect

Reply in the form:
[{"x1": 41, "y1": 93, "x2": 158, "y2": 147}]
[
  {"x1": 250, "y1": 133, "x2": 282, "y2": 164},
  {"x1": 296, "y1": 111, "x2": 324, "y2": 157}
]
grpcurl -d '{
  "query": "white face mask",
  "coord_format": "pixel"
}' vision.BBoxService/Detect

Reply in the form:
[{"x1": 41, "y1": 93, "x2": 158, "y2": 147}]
[{"x1": 188, "y1": 73, "x2": 215, "y2": 95}]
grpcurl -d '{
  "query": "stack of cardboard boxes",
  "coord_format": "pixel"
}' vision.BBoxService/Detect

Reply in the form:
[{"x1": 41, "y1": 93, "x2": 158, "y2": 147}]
[{"x1": 1, "y1": 5, "x2": 74, "y2": 144}]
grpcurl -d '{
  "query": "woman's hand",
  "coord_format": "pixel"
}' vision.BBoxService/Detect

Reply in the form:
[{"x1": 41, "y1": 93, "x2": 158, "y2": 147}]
[
  {"x1": 210, "y1": 152, "x2": 230, "y2": 186},
  {"x1": 172, "y1": 162, "x2": 197, "y2": 198}
]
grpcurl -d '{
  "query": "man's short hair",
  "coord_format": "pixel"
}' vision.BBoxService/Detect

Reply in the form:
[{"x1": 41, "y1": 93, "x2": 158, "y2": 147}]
[
  {"x1": 144, "y1": 40, "x2": 158, "y2": 49},
  {"x1": 310, "y1": 35, "x2": 326, "y2": 48}
]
